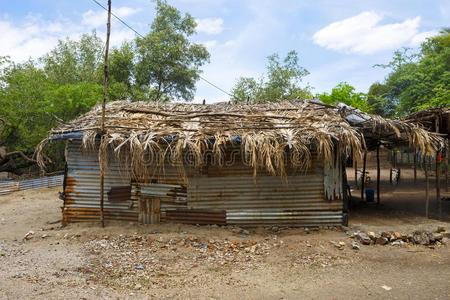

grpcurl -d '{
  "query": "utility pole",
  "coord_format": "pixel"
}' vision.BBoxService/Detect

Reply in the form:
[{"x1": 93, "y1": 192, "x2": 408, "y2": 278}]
[{"x1": 100, "y1": 0, "x2": 112, "y2": 228}]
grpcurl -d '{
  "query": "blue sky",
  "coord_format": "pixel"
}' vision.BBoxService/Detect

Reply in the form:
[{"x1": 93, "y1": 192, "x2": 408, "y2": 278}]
[{"x1": 1, "y1": 0, "x2": 448, "y2": 103}]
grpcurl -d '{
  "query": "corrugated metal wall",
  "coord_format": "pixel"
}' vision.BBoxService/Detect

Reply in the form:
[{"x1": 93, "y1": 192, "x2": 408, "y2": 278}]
[
  {"x1": 188, "y1": 158, "x2": 343, "y2": 226},
  {"x1": 65, "y1": 140, "x2": 343, "y2": 226},
  {"x1": 0, "y1": 175, "x2": 63, "y2": 195},
  {"x1": 64, "y1": 140, "x2": 138, "y2": 223}
]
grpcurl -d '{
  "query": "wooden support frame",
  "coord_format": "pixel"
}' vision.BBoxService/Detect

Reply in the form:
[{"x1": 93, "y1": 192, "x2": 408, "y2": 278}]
[
  {"x1": 377, "y1": 145, "x2": 381, "y2": 205},
  {"x1": 361, "y1": 151, "x2": 367, "y2": 201},
  {"x1": 413, "y1": 150, "x2": 417, "y2": 184},
  {"x1": 446, "y1": 139, "x2": 449, "y2": 193},
  {"x1": 435, "y1": 118, "x2": 441, "y2": 220},
  {"x1": 99, "y1": 0, "x2": 112, "y2": 228},
  {"x1": 425, "y1": 154, "x2": 429, "y2": 218}
]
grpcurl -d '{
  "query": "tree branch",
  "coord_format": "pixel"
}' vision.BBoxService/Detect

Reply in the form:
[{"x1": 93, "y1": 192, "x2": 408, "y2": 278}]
[{"x1": 5, "y1": 151, "x2": 37, "y2": 163}]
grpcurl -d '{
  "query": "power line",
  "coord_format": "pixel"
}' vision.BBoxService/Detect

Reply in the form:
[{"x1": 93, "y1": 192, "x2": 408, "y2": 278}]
[
  {"x1": 198, "y1": 75, "x2": 236, "y2": 99},
  {"x1": 89, "y1": 0, "x2": 237, "y2": 100},
  {"x1": 91, "y1": 0, "x2": 144, "y2": 39}
]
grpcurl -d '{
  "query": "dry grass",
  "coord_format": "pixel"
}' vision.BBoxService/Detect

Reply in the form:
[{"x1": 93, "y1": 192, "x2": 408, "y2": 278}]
[{"x1": 36, "y1": 100, "x2": 442, "y2": 181}]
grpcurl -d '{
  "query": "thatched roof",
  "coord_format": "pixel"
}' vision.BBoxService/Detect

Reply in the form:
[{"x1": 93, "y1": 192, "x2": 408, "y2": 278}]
[
  {"x1": 402, "y1": 107, "x2": 450, "y2": 137},
  {"x1": 37, "y1": 100, "x2": 442, "y2": 179}
]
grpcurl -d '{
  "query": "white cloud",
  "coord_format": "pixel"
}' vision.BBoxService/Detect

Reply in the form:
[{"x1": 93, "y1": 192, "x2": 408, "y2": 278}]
[
  {"x1": 0, "y1": 8, "x2": 140, "y2": 63},
  {"x1": 202, "y1": 40, "x2": 217, "y2": 50},
  {"x1": 0, "y1": 18, "x2": 78, "y2": 62},
  {"x1": 82, "y1": 6, "x2": 141, "y2": 28},
  {"x1": 195, "y1": 18, "x2": 224, "y2": 35},
  {"x1": 313, "y1": 11, "x2": 434, "y2": 55}
]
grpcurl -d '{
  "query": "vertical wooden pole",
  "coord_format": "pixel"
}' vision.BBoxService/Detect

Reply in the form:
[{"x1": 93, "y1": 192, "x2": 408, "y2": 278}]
[
  {"x1": 100, "y1": 0, "x2": 112, "y2": 228},
  {"x1": 354, "y1": 160, "x2": 358, "y2": 187},
  {"x1": 393, "y1": 151, "x2": 396, "y2": 168},
  {"x1": 424, "y1": 155, "x2": 429, "y2": 218},
  {"x1": 445, "y1": 139, "x2": 449, "y2": 193},
  {"x1": 413, "y1": 150, "x2": 417, "y2": 184},
  {"x1": 361, "y1": 151, "x2": 367, "y2": 201},
  {"x1": 377, "y1": 145, "x2": 380, "y2": 205},
  {"x1": 435, "y1": 117, "x2": 441, "y2": 220}
]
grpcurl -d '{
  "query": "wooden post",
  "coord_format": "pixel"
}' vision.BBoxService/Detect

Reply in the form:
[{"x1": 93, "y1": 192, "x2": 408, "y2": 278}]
[
  {"x1": 445, "y1": 139, "x2": 449, "y2": 193},
  {"x1": 99, "y1": 0, "x2": 112, "y2": 228},
  {"x1": 435, "y1": 117, "x2": 441, "y2": 220},
  {"x1": 393, "y1": 151, "x2": 396, "y2": 168},
  {"x1": 424, "y1": 154, "x2": 429, "y2": 218},
  {"x1": 377, "y1": 145, "x2": 380, "y2": 205},
  {"x1": 361, "y1": 151, "x2": 367, "y2": 201},
  {"x1": 354, "y1": 160, "x2": 358, "y2": 187},
  {"x1": 413, "y1": 150, "x2": 417, "y2": 184}
]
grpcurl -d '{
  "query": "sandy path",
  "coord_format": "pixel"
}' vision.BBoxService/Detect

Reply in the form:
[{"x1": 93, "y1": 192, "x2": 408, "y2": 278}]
[{"x1": 0, "y1": 177, "x2": 449, "y2": 299}]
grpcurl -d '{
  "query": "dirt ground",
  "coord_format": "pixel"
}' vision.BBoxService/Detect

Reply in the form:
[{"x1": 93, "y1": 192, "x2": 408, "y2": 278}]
[{"x1": 0, "y1": 168, "x2": 449, "y2": 299}]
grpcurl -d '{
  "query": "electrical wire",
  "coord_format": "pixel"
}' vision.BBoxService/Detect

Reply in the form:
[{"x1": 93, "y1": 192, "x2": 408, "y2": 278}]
[{"x1": 90, "y1": 0, "x2": 237, "y2": 100}]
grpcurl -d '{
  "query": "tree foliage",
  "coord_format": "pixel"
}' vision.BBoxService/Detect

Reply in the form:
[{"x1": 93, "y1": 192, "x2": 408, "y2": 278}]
[
  {"x1": 374, "y1": 29, "x2": 450, "y2": 115},
  {"x1": 366, "y1": 82, "x2": 396, "y2": 117},
  {"x1": 134, "y1": 0, "x2": 210, "y2": 102},
  {"x1": 316, "y1": 82, "x2": 369, "y2": 112},
  {"x1": 0, "y1": 1, "x2": 211, "y2": 175},
  {"x1": 231, "y1": 50, "x2": 312, "y2": 103}
]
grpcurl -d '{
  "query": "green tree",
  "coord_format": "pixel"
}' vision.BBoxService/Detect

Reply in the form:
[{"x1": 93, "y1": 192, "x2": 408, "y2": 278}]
[
  {"x1": 367, "y1": 82, "x2": 396, "y2": 117},
  {"x1": 134, "y1": 0, "x2": 210, "y2": 102},
  {"x1": 316, "y1": 82, "x2": 369, "y2": 112},
  {"x1": 41, "y1": 31, "x2": 104, "y2": 85},
  {"x1": 231, "y1": 50, "x2": 311, "y2": 103},
  {"x1": 375, "y1": 29, "x2": 450, "y2": 114}
]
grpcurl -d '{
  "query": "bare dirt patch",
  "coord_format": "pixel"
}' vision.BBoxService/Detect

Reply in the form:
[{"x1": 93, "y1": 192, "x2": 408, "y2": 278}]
[{"x1": 0, "y1": 169, "x2": 449, "y2": 299}]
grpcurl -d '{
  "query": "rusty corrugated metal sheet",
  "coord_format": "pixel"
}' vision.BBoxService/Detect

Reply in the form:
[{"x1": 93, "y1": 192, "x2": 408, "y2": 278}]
[
  {"x1": 165, "y1": 209, "x2": 226, "y2": 225},
  {"x1": 64, "y1": 140, "x2": 138, "y2": 223},
  {"x1": 131, "y1": 182, "x2": 187, "y2": 224},
  {"x1": 65, "y1": 140, "x2": 343, "y2": 226},
  {"x1": 187, "y1": 158, "x2": 343, "y2": 226}
]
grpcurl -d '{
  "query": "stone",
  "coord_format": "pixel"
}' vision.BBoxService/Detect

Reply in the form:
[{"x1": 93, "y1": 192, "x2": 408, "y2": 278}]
[
  {"x1": 441, "y1": 237, "x2": 449, "y2": 245},
  {"x1": 357, "y1": 233, "x2": 371, "y2": 245},
  {"x1": 376, "y1": 237, "x2": 388, "y2": 245},
  {"x1": 431, "y1": 233, "x2": 443, "y2": 242},
  {"x1": 381, "y1": 232, "x2": 391, "y2": 239},
  {"x1": 393, "y1": 232, "x2": 402, "y2": 240},
  {"x1": 442, "y1": 232, "x2": 450, "y2": 238},
  {"x1": 413, "y1": 231, "x2": 432, "y2": 245},
  {"x1": 437, "y1": 226, "x2": 446, "y2": 233},
  {"x1": 351, "y1": 241, "x2": 360, "y2": 250},
  {"x1": 367, "y1": 232, "x2": 376, "y2": 240},
  {"x1": 391, "y1": 240, "x2": 405, "y2": 247},
  {"x1": 330, "y1": 241, "x2": 342, "y2": 250},
  {"x1": 24, "y1": 231, "x2": 34, "y2": 240}
]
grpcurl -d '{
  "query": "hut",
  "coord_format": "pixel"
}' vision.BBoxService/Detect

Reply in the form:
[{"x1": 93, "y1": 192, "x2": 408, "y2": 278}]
[{"x1": 37, "y1": 100, "x2": 441, "y2": 226}]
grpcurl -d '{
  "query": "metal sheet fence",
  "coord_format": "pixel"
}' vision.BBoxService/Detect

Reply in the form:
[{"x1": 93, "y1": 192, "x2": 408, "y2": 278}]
[{"x1": 0, "y1": 175, "x2": 63, "y2": 195}]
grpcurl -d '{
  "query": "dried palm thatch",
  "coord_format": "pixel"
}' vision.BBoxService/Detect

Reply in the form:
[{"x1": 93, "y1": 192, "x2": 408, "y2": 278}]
[
  {"x1": 402, "y1": 107, "x2": 450, "y2": 137},
  {"x1": 36, "y1": 100, "x2": 442, "y2": 181}
]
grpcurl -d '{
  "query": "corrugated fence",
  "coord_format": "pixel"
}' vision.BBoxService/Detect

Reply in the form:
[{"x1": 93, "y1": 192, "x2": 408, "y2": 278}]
[{"x1": 0, "y1": 175, "x2": 63, "y2": 195}]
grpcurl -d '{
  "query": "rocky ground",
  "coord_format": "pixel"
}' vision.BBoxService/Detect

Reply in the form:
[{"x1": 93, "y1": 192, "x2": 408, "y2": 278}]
[{"x1": 0, "y1": 169, "x2": 449, "y2": 299}]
